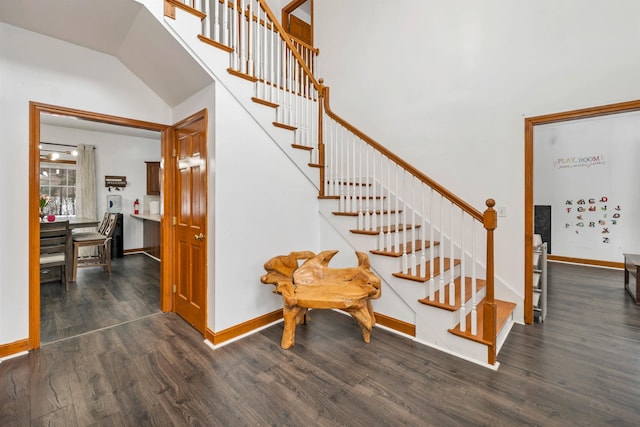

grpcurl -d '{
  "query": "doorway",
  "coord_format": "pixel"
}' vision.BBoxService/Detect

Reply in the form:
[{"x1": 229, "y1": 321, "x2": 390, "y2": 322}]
[
  {"x1": 524, "y1": 99, "x2": 640, "y2": 323},
  {"x1": 282, "y1": 0, "x2": 313, "y2": 46},
  {"x1": 29, "y1": 102, "x2": 170, "y2": 349}
]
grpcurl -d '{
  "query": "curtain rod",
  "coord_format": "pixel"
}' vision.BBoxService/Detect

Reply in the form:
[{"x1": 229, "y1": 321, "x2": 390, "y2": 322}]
[{"x1": 40, "y1": 142, "x2": 95, "y2": 149}]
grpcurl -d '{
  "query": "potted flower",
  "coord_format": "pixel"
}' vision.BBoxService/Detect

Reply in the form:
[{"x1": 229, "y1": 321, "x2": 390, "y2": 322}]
[{"x1": 39, "y1": 194, "x2": 49, "y2": 222}]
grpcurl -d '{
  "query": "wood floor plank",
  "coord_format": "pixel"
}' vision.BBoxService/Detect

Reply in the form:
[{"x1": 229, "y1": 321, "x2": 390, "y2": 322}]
[
  {"x1": 3, "y1": 259, "x2": 640, "y2": 425},
  {"x1": 40, "y1": 254, "x2": 160, "y2": 344}
]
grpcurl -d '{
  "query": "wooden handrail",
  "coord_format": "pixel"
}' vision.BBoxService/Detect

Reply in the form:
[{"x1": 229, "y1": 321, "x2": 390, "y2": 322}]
[
  {"x1": 320, "y1": 83, "x2": 484, "y2": 222},
  {"x1": 287, "y1": 34, "x2": 320, "y2": 55}
]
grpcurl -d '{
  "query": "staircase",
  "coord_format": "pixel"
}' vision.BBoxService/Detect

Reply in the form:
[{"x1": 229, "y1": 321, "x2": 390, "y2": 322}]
[{"x1": 161, "y1": 0, "x2": 516, "y2": 368}]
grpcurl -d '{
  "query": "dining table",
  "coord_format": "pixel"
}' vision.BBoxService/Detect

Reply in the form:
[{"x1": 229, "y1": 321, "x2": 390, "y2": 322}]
[{"x1": 66, "y1": 216, "x2": 101, "y2": 230}]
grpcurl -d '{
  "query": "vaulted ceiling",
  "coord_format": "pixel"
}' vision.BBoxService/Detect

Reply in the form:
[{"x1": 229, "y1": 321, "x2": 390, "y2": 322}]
[{"x1": 0, "y1": 0, "x2": 212, "y2": 107}]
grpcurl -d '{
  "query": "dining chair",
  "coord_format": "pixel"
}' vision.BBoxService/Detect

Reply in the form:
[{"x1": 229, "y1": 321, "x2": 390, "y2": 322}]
[
  {"x1": 40, "y1": 221, "x2": 71, "y2": 291},
  {"x1": 71, "y1": 213, "x2": 118, "y2": 282}
]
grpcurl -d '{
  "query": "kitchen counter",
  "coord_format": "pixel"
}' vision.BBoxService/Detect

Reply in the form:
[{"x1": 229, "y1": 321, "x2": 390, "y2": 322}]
[
  {"x1": 130, "y1": 212, "x2": 161, "y2": 222},
  {"x1": 130, "y1": 212, "x2": 161, "y2": 260}
]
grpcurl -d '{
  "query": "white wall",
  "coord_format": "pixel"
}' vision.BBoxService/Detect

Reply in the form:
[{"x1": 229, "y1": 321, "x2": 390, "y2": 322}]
[
  {"x1": 40, "y1": 124, "x2": 161, "y2": 250},
  {"x1": 213, "y1": 85, "x2": 321, "y2": 332},
  {"x1": 314, "y1": 0, "x2": 640, "y2": 295},
  {"x1": 0, "y1": 22, "x2": 171, "y2": 345},
  {"x1": 534, "y1": 111, "x2": 640, "y2": 261}
]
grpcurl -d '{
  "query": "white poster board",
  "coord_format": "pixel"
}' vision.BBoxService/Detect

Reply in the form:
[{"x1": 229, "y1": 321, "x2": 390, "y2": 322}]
[{"x1": 534, "y1": 110, "x2": 640, "y2": 262}]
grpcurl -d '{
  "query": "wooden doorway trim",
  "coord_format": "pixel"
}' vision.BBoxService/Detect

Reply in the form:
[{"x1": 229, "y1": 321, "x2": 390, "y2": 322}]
[
  {"x1": 524, "y1": 99, "x2": 640, "y2": 324},
  {"x1": 28, "y1": 102, "x2": 169, "y2": 349},
  {"x1": 282, "y1": 0, "x2": 313, "y2": 46}
]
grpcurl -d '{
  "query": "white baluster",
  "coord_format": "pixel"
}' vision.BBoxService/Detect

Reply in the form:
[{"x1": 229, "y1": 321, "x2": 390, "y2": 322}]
[
  {"x1": 371, "y1": 150, "x2": 377, "y2": 232},
  {"x1": 231, "y1": 1, "x2": 238, "y2": 69},
  {"x1": 386, "y1": 158, "x2": 392, "y2": 251},
  {"x1": 449, "y1": 204, "x2": 455, "y2": 307},
  {"x1": 357, "y1": 140, "x2": 363, "y2": 230},
  {"x1": 203, "y1": 0, "x2": 210, "y2": 39},
  {"x1": 268, "y1": 16, "x2": 275, "y2": 103},
  {"x1": 340, "y1": 127, "x2": 347, "y2": 212},
  {"x1": 247, "y1": 0, "x2": 253, "y2": 76},
  {"x1": 410, "y1": 177, "x2": 417, "y2": 273},
  {"x1": 420, "y1": 185, "x2": 426, "y2": 283},
  {"x1": 256, "y1": 3, "x2": 263, "y2": 97},
  {"x1": 471, "y1": 221, "x2": 477, "y2": 336},
  {"x1": 401, "y1": 171, "x2": 408, "y2": 274},
  {"x1": 213, "y1": 0, "x2": 220, "y2": 43},
  {"x1": 438, "y1": 194, "x2": 445, "y2": 304},
  {"x1": 223, "y1": 0, "x2": 229, "y2": 46},
  {"x1": 459, "y1": 213, "x2": 466, "y2": 332},
  {"x1": 394, "y1": 167, "x2": 400, "y2": 252},
  {"x1": 239, "y1": 0, "x2": 247, "y2": 74},
  {"x1": 276, "y1": 39, "x2": 283, "y2": 122},
  {"x1": 428, "y1": 188, "x2": 435, "y2": 299},
  {"x1": 365, "y1": 146, "x2": 371, "y2": 231}
]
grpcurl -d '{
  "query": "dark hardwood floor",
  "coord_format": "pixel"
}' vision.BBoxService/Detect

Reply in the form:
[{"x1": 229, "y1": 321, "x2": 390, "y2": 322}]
[
  {"x1": 2, "y1": 260, "x2": 639, "y2": 426},
  {"x1": 41, "y1": 253, "x2": 160, "y2": 344}
]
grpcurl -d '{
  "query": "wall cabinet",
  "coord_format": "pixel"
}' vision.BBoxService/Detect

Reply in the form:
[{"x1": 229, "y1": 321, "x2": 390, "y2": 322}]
[{"x1": 146, "y1": 161, "x2": 160, "y2": 195}]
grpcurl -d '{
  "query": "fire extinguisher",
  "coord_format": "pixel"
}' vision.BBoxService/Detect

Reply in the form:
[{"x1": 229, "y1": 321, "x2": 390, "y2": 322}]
[{"x1": 134, "y1": 198, "x2": 140, "y2": 215}]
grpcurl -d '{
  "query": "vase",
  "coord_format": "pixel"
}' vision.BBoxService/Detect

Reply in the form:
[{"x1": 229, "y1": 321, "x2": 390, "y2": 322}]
[{"x1": 39, "y1": 210, "x2": 45, "y2": 222}]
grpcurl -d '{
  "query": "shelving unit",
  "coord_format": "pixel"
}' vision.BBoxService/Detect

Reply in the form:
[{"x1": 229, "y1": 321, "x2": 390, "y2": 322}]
[{"x1": 533, "y1": 235, "x2": 548, "y2": 322}]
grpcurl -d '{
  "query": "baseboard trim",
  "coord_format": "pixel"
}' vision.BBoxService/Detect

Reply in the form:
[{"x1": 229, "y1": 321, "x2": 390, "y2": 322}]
[
  {"x1": 374, "y1": 312, "x2": 416, "y2": 337},
  {"x1": 0, "y1": 338, "x2": 29, "y2": 359},
  {"x1": 548, "y1": 255, "x2": 623, "y2": 269},
  {"x1": 202, "y1": 309, "x2": 416, "y2": 348},
  {"x1": 205, "y1": 309, "x2": 283, "y2": 345}
]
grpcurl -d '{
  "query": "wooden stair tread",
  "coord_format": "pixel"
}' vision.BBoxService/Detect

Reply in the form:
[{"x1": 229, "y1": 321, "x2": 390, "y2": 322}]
[
  {"x1": 351, "y1": 224, "x2": 421, "y2": 235},
  {"x1": 198, "y1": 34, "x2": 234, "y2": 53},
  {"x1": 332, "y1": 209, "x2": 401, "y2": 217},
  {"x1": 273, "y1": 122, "x2": 297, "y2": 131},
  {"x1": 227, "y1": 68, "x2": 258, "y2": 82},
  {"x1": 418, "y1": 277, "x2": 487, "y2": 311},
  {"x1": 370, "y1": 240, "x2": 440, "y2": 257},
  {"x1": 392, "y1": 258, "x2": 460, "y2": 283},
  {"x1": 252, "y1": 97, "x2": 278, "y2": 108},
  {"x1": 291, "y1": 143, "x2": 313, "y2": 151},
  {"x1": 448, "y1": 299, "x2": 517, "y2": 345}
]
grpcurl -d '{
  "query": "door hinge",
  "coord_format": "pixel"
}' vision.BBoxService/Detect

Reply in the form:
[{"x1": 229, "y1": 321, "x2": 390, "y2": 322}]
[
  {"x1": 172, "y1": 284, "x2": 177, "y2": 293},
  {"x1": 172, "y1": 148, "x2": 177, "y2": 158},
  {"x1": 172, "y1": 216, "x2": 177, "y2": 225}
]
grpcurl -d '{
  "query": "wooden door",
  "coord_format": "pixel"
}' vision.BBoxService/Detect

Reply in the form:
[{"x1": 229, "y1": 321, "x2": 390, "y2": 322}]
[
  {"x1": 172, "y1": 110, "x2": 208, "y2": 334},
  {"x1": 288, "y1": 14, "x2": 311, "y2": 45}
]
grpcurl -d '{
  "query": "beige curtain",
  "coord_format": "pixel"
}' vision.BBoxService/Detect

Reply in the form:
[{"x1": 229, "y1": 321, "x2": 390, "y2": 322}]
[{"x1": 76, "y1": 144, "x2": 97, "y2": 256}]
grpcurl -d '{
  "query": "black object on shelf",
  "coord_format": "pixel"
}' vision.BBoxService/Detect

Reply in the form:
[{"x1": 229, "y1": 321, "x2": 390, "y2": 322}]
[{"x1": 111, "y1": 213, "x2": 124, "y2": 258}]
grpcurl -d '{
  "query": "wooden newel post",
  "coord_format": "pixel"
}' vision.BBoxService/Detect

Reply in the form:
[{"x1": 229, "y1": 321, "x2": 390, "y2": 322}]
[
  {"x1": 483, "y1": 198, "x2": 498, "y2": 365},
  {"x1": 317, "y1": 79, "x2": 326, "y2": 197}
]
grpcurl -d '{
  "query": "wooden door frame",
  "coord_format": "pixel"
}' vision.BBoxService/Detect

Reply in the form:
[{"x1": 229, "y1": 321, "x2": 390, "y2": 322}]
[
  {"x1": 282, "y1": 0, "x2": 313, "y2": 45},
  {"x1": 168, "y1": 108, "x2": 209, "y2": 335},
  {"x1": 524, "y1": 99, "x2": 640, "y2": 324},
  {"x1": 28, "y1": 101, "x2": 170, "y2": 349}
]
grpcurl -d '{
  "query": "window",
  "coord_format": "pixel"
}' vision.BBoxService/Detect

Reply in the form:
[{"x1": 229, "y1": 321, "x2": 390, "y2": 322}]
[{"x1": 40, "y1": 162, "x2": 76, "y2": 216}]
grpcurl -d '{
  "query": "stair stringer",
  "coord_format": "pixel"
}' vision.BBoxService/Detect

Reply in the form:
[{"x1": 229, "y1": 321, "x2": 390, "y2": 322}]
[{"x1": 158, "y1": 6, "x2": 323, "y2": 188}]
